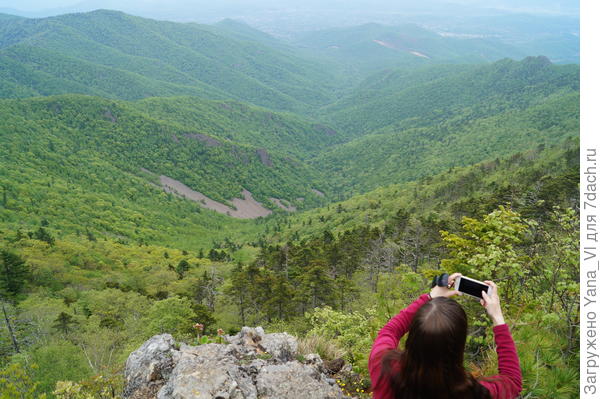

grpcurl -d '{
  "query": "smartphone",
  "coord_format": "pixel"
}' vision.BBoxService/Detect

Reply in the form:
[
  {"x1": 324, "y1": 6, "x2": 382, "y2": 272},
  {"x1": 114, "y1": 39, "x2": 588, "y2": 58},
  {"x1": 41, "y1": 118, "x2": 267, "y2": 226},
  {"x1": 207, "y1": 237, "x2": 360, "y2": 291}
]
[{"x1": 455, "y1": 276, "x2": 491, "y2": 299}]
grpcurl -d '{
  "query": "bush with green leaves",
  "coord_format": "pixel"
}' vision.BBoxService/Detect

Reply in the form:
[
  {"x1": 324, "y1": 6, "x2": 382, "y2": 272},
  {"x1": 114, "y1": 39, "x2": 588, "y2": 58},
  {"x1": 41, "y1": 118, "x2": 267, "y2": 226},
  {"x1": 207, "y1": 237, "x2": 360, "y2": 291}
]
[
  {"x1": 440, "y1": 205, "x2": 531, "y2": 301},
  {"x1": 306, "y1": 306, "x2": 376, "y2": 371},
  {"x1": 142, "y1": 296, "x2": 196, "y2": 339},
  {"x1": 0, "y1": 363, "x2": 46, "y2": 399}
]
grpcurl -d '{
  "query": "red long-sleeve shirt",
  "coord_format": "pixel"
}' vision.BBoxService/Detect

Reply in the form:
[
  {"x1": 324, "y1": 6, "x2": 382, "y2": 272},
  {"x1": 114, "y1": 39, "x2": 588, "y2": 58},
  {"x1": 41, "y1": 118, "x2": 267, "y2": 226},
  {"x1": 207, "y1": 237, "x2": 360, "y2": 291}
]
[{"x1": 368, "y1": 294, "x2": 522, "y2": 399}]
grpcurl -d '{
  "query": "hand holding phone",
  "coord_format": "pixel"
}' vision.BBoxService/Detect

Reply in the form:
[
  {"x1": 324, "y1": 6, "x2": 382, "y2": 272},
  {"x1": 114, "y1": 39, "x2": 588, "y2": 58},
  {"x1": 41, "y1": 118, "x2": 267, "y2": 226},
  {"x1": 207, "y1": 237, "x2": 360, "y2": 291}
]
[{"x1": 480, "y1": 281, "x2": 505, "y2": 326}]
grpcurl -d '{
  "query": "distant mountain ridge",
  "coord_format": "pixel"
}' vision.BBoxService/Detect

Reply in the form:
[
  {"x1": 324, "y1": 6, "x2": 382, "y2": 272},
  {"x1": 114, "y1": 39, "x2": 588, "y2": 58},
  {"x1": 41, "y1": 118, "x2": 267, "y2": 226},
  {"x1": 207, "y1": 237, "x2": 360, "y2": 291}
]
[
  {"x1": 311, "y1": 57, "x2": 579, "y2": 195},
  {"x1": 321, "y1": 56, "x2": 578, "y2": 137},
  {"x1": 292, "y1": 22, "x2": 547, "y2": 78},
  {"x1": 0, "y1": 9, "x2": 337, "y2": 112}
]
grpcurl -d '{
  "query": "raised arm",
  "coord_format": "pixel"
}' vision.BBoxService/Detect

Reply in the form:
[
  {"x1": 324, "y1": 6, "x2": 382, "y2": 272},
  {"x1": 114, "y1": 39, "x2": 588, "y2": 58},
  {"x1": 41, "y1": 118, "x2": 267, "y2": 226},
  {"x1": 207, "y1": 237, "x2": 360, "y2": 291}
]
[
  {"x1": 369, "y1": 293, "x2": 431, "y2": 364},
  {"x1": 479, "y1": 281, "x2": 522, "y2": 398}
]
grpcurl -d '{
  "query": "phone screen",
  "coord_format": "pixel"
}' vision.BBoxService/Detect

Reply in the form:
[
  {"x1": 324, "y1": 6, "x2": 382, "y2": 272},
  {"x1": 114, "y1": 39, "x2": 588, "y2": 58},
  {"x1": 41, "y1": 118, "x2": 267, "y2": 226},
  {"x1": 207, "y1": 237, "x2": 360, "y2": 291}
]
[{"x1": 458, "y1": 278, "x2": 489, "y2": 299}]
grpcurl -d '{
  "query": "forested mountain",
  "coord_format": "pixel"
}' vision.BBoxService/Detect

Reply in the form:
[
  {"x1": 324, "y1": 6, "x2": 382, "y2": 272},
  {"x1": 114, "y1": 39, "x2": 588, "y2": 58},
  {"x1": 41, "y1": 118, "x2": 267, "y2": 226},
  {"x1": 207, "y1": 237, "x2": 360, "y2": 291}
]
[
  {"x1": 130, "y1": 97, "x2": 342, "y2": 159},
  {"x1": 268, "y1": 139, "x2": 578, "y2": 242},
  {"x1": 0, "y1": 8, "x2": 580, "y2": 399},
  {"x1": 293, "y1": 23, "x2": 528, "y2": 78},
  {"x1": 320, "y1": 56, "x2": 579, "y2": 136},
  {"x1": 0, "y1": 94, "x2": 334, "y2": 248},
  {"x1": 310, "y1": 57, "x2": 579, "y2": 195},
  {"x1": 0, "y1": 10, "x2": 337, "y2": 112}
]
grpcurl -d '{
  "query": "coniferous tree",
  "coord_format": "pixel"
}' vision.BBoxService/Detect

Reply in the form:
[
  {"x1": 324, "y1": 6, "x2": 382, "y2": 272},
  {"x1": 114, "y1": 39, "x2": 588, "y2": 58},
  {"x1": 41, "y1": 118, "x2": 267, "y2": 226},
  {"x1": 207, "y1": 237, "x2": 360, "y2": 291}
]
[
  {"x1": 270, "y1": 273, "x2": 294, "y2": 320},
  {"x1": 175, "y1": 259, "x2": 190, "y2": 279},
  {"x1": 226, "y1": 263, "x2": 250, "y2": 325},
  {"x1": 0, "y1": 249, "x2": 29, "y2": 353},
  {"x1": 297, "y1": 259, "x2": 334, "y2": 310},
  {"x1": 0, "y1": 250, "x2": 28, "y2": 298},
  {"x1": 52, "y1": 312, "x2": 79, "y2": 335},
  {"x1": 33, "y1": 227, "x2": 55, "y2": 246}
]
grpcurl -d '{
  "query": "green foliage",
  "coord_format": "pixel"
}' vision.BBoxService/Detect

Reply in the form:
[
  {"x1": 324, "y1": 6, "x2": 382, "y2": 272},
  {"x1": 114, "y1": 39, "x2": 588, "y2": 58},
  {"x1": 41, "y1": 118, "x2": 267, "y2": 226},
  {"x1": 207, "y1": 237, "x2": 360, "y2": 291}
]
[
  {"x1": 375, "y1": 268, "x2": 425, "y2": 320},
  {"x1": 0, "y1": 143, "x2": 579, "y2": 398},
  {"x1": 28, "y1": 342, "x2": 91, "y2": 395},
  {"x1": 0, "y1": 363, "x2": 46, "y2": 399},
  {"x1": 0, "y1": 95, "x2": 330, "y2": 251},
  {"x1": 53, "y1": 381, "x2": 93, "y2": 399},
  {"x1": 315, "y1": 59, "x2": 578, "y2": 194},
  {"x1": 132, "y1": 97, "x2": 340, "y2": 160},
  {"x1": 175, "y1": 260, "x2": 190, "y2": 280},
  {"x1": 143, "y1": 296, "x2": 196, "y2": 338},
  {"x1": 530, "y1": 207, "x2": 579, "y2": 356},
  {"x1": 0, "y1": 11, "x2": 580, "y2": 398},
  {"x1": 32, "y1": 228, "x2": 55, "y2": 247},
  {"x1": 191, "y1": 304, "x2": 216, "y2": 332},
  {"x1": 269, "y1": 141, "x2": 578, "y2": 244},
  {"x1": 322, "y1": 57, "x2": 578, "y2": 138},
  {"x1": 440, "y1": 205, "x2": 530, "y2": 283},
  {"x1": 0, "y1": 250, "x2": 28, "y2": 298},
  {"x1": 306, "y1": 306, "x2": 376, "y2": 370},
  {"x1": 52, "y1": 312, "x2": 78, "y2": 335},
  {"x1": 0, "y1": 94, "x2": 327, "y2": 217},
  {"x1": 53, "y1": 372, "x2": 123, "y2": 399}
]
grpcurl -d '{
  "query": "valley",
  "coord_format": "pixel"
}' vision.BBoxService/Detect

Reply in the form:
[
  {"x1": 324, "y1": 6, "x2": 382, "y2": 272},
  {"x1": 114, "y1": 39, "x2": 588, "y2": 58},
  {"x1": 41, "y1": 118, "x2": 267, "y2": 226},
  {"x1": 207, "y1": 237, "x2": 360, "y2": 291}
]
[{"x1": 0, "y1": 7, "x2": 580, "y2": 399}]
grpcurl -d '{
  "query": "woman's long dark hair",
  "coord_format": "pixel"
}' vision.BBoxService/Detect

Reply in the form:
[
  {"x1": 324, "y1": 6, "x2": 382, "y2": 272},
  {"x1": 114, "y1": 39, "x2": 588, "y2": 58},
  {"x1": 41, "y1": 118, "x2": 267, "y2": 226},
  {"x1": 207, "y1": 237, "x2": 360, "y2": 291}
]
[{"x1": 379, "y1": 297, "x2": 491, "y2": 399}]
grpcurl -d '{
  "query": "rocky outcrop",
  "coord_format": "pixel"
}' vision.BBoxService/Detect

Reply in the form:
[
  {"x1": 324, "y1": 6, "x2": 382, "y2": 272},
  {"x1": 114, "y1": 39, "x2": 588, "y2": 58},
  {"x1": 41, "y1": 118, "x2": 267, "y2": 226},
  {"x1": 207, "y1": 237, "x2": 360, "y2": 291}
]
[
  {"x1": 256, "y1": 149, "x2": 273, "y2": 167},
  {"x1": 124, "y1": 334, "x2": 177, "y2": 399},
  {"x1": 124, "y1": 327, "x2": 346, "y2": 399},
  {"x1": 183, "y1": 133, "x2": 222, "y2": 147}
]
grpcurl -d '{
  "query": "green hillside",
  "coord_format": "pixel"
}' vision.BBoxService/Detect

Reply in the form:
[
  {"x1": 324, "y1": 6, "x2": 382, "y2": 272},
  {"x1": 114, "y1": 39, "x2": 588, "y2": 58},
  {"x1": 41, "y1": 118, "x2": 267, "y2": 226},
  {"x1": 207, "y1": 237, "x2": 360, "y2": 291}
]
[
  {"x1": 0, "y1": 94, "x2": 336, "y2": 249},
  {"x1": 131, "y1": 97, "x2": 341, "y2": 159},
  {"x1": 307, "y1": 57, "x2": 579, "y2": 195},
  {"x1": 0, "y1": 9, "x2": 581, "y2": 399},
  {"x1": 243, "y1": 141, "x2": 579, "y2": 398},
  {"x1": 315, "y1": 90, "x2": 579, "y2": 194},
  {"x1": 0, "y1": 10, "x2": 337, "y2": 112},
  {"x1": 321, "y1": 56, "x2": 579, "y2": 137},
  {"x1": 267, "y1": 139, "x2": 578, "y2": 242}
]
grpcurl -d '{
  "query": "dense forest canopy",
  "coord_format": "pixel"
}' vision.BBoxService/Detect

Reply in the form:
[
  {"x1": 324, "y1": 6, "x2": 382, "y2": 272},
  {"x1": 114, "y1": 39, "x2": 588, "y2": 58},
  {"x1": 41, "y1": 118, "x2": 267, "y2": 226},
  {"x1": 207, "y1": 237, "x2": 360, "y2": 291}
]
[{"x1": 0, "y1": 7, "x2": 580, "y2": 399}]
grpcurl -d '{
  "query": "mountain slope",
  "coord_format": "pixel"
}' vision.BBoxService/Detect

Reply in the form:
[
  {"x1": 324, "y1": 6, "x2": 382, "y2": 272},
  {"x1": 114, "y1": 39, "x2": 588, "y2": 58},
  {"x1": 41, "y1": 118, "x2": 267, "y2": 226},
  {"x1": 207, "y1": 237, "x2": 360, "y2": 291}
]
[
  {"x1": 131, "y1": 97, "x2": 341, "y2": 160},
  {"x1": 0, "y1": 95, "x2": 334, "y2": 245},
  {"x1": 292, "y1": 23, "x2": 528, "y2": 79},
  {"x1": 267, "y1": 139, "x2": 579, "y2": 242},
  {"x1": 0, "y1": 10, "x2": 337, "y2": 112},
  {"x1": 320, "y1": 56, "x2": 579, "y2": 138},
  {"x1": 314, "y1": 90, "x2": 578, "y2": 194}
]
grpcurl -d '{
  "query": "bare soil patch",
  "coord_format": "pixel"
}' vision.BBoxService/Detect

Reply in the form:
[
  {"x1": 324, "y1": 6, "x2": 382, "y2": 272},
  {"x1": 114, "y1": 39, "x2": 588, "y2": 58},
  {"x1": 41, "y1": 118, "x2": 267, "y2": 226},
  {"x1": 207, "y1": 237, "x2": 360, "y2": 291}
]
[
  {"x1": 270, "y1": 198, "x2": 297, "y2": 212},
  {"x1": 159, "y1": 175, "x2": 272, "y2": 219}
]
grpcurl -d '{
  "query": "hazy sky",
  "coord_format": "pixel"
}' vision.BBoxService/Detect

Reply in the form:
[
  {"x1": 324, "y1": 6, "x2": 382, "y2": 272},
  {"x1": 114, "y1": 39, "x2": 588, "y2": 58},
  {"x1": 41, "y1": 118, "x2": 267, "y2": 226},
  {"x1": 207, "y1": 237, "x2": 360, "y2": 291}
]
[
  {"x1": 0, "y1": 0, "x2": 579, "y2": 38},
  {"x1": 0, "y1": 0, "x2": 580, "y2": 14}
]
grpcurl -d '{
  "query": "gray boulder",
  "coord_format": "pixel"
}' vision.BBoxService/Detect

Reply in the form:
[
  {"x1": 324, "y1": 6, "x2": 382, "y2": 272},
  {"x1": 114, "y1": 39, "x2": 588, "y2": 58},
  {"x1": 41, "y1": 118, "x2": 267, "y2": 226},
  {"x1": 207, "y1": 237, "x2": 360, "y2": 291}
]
[
  {"x1": 123, "y1": 327, "x2": 347, "y2": 399},
  {"x1": 256, "y1": 362, "x2": 343, "y2": 399},
  {"x1": 124, "y1": 334, "x2": 177, "y2": 399}
]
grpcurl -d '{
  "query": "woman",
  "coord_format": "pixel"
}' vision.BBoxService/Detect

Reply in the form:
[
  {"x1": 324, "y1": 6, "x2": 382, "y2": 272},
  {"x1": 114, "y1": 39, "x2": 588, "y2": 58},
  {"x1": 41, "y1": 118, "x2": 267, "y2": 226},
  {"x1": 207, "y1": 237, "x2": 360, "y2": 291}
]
[{"x1": 369, "y1": 273, "x2": 522, "y2": 399}]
